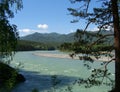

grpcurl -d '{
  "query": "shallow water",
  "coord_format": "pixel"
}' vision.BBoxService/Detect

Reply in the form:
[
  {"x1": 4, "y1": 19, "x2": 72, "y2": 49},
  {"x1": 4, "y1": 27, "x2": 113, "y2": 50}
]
[{"x1": 11, "y1": 51, "x2": 114, "y2": 92}]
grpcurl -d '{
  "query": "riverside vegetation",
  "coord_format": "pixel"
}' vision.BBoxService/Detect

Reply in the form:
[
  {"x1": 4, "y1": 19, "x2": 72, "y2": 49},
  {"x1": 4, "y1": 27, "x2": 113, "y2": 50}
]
[
  {"x1": 0, "y1": 0, "x2": 25, "y2": 91},
  {"x1": 17, "y1": 31, "x2": 113, "y2": 52}
]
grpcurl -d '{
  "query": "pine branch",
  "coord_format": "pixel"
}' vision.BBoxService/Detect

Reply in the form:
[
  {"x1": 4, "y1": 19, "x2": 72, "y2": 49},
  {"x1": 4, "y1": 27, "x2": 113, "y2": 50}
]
[
  {"x1": 105, "y1": 58, "x2": 115, "y2": 70},
  {"x1": 89, "y1": 34, "x2": 114, "y2": 47},
  {"x1": 98, "y1": 21, "x2": 113, "y2": 33},
  {"x1": 83, "y1": 21, "x2": 91, "y2": 32},
  {"x1": 100, "y1": 58, "x2": 115, "y2": 83},
  {"x1": 86, "y1": 0, "x2": 90, "y2": 14}
]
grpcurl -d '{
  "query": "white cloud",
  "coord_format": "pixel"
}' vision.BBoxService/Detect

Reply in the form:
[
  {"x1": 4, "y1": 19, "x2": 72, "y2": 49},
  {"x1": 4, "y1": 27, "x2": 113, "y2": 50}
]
[
  {"x1": 18, "y1": 28, "x2": 49, "y2": 36},
  {"x1": 19, "y1": 29, "x2": 31, "y2": 33},
  {"x1": 18, "y1": 24, "x2": 49, "y2": 36},
  {"x1": 37, "y1": 24, "x2": 48, "y2": 29}
]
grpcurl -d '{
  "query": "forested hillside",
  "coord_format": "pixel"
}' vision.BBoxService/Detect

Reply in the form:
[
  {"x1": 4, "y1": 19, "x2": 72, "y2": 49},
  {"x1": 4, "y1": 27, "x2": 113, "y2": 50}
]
[
  {"x1": 16, "y1": 40, "x2": 56, "y2": 51},
  {"x1": 21, "y1": 32, "x2": 75, "y2": 44},
  {"x1": 18, "y1": 31, "x2": 113, "y2": 51}
]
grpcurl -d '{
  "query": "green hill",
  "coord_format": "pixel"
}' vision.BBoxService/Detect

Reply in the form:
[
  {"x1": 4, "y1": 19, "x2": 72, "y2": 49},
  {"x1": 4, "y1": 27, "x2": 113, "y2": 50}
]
[
  {"x1": 19, "y1": 31, "x2": 113, "y2": 51},
  {"x1": 20, "y1": 32, "x2": 75, "y2": 48},
  {"x1": 21, "y1": 32, "x2": 75, "y2": 43}
]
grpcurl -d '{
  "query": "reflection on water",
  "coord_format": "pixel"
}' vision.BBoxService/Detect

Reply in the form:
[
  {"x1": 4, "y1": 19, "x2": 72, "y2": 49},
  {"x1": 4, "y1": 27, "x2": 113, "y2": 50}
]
[{"x1": 11, "y1": 51, "x2": 114, "y2": 92}]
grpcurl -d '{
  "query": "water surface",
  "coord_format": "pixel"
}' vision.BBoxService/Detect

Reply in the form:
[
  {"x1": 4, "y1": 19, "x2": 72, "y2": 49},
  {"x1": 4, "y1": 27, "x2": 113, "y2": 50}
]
[{"x1": 11, "y1": 51, "x2": 114, "y2": 92}]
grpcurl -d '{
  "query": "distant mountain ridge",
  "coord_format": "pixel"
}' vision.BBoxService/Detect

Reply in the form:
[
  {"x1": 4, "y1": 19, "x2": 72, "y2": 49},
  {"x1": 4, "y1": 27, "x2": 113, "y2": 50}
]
[
  {"x1": 21, "y1": 32, "x2": 75, "y2": 45},
  {"x1": 21, "y1": 31, "x2": 114, "y2": 47}
]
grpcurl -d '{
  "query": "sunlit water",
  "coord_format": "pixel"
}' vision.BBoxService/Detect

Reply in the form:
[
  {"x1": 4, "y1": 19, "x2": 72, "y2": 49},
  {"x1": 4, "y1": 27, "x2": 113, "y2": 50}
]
[{"x1": 11, "y1": 51, "x2": 115, "y2": 92}]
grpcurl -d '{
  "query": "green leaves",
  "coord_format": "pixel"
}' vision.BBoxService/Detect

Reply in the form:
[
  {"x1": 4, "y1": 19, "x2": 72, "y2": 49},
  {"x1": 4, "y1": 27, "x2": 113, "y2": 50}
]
[
  {"x1": 0, "y1": 0, "x2": 23, "y2": 62},
  {"x1": 0, "y1": 19, "x2": 18, "y2": 60},
  {"x1": 0, "y1": 0, "x2": 23, "y2": 18},
  {"x1": 67, "y1": 1, "x2": 115, "y2": 89}
]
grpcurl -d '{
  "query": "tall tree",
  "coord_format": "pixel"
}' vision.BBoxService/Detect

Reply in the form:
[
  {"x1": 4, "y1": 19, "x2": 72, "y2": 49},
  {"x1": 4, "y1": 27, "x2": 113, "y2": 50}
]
[
  {"x1": 68, "y1": 0, "x2": 119, "y2": 91},
  {"x1": 0, "y1": 0, "x2": 23, "y2": 63},
  {"x1": 111, "y1": 0, "x2": 120, "y2": 91}
]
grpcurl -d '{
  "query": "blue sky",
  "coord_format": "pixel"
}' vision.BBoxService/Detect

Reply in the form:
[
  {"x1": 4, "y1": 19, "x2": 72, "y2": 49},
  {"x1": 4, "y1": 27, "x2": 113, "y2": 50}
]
[{"x1": 10, "y1": 0, "x2": 97, "y2": 36}]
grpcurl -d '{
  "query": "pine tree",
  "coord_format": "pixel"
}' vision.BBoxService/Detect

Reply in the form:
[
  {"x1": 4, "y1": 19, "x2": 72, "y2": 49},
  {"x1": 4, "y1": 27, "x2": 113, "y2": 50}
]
[{"x1": 68, "y1": 0, "x2": 120, "y2": 91}]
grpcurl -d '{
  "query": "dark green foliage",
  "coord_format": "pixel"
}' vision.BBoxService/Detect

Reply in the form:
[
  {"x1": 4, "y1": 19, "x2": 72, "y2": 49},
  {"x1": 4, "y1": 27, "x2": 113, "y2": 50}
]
[
  {"x1": 31, "y1": 88, "x2": 39, "y2": 92},
  {"x1": 0, "y1": 0, "x2": 23, "y2": 18},
  {"x1": 67, "y1": 0, "x2": 118, "y2": 91},
  {"x1": 16, "y1": 40, "x2": 56, "y2": 51},
  {"x1": 0, "y1": 19, "x2": 18, "y2": 61},
  {"x1": 0, "y1": 62, "x2": 25, "y2": 91},
  {"x1": 68, "y1": 0, "x2": 113, "y2": 27},
  {"x1": 0, "y1": 0, "x2": 25, "y2": 91},
  {"x1": 0, "y1": 0, "x2": 23, "y2": 62},
  {"x1": 60, "y1": 30, "x2": 114, "y2": 53},
  {"x1": 59, "y1": 42, "x2": 73, "y2": 51}
]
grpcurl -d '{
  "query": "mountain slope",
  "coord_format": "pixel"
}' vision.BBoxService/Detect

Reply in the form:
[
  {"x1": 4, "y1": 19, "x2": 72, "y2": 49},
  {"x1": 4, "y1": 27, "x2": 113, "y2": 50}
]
[
  {"x1": 21, "y1": 31, "x2": 114, "y2": 49},
  {"x1": 21, "y1": 32, "x2": 75, "y2": 45}
]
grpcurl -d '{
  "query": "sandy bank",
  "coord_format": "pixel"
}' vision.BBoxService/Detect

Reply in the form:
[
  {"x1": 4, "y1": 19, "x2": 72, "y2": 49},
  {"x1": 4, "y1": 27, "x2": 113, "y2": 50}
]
[
  {"x1": 33, "y1": 52, "x2": 114, "y2": 62},
  {"x1": 33, "y1": 53, "x2": 78, "y2": 59}
]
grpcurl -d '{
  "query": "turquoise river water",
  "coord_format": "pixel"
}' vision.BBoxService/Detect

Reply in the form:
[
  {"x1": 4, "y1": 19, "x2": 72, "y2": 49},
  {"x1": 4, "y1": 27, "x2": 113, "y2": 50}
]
[{"x1": 11, "y1": 51, "x2": 115, "y2": 92}]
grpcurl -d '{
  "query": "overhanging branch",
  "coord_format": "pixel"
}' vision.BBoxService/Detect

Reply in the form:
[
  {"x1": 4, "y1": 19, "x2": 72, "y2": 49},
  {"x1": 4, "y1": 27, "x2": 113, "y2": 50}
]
[{"x1": 89, "y1": 34, "x2": 114, "y2": 47}]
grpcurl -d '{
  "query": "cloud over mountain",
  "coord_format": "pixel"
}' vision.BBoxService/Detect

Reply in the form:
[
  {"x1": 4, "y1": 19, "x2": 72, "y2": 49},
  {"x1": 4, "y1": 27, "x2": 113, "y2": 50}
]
[
  {"x1": 19, "y1": 28, "x2": 49, "y2": 36},
  {"x1": 18, "y1": 24, "x2": 49, "y2": 36},
  {"x1": 37, "y1": 24, "x2": 48, "y2": 29}
]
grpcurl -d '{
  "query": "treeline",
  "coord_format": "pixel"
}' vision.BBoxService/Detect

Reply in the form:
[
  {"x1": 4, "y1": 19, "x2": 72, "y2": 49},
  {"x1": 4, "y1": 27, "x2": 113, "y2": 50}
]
[
  {"x1": 59, "y1": 30, "x2": 114, "y2": 53},
  {"x1": 59, "y1": 42, "x2": 114, "y2": 52},
  {"x1": 16, "y1": 40, "x2": 56, "y2": 51}
]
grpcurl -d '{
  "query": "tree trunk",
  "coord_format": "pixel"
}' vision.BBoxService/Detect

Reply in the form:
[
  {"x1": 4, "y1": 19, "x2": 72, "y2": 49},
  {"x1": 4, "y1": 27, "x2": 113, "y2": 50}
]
[{"x1": 111, "y1": 0, "x2": 120, "y2": 92}]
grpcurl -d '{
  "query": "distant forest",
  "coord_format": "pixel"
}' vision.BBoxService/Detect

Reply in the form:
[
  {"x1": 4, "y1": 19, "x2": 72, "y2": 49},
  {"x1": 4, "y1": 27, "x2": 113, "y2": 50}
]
[
  {"x1": 16, "y1": 40, "x2": 56, "y2": 51},
  {"x1": 17, "y1": 31, "x2": 113, "y2": 51}
]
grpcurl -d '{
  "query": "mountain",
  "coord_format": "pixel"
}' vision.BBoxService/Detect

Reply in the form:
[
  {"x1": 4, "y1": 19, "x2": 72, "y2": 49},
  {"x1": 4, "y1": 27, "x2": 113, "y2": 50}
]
[
  {"x1": 20, "y1": 31, "x2": 114, "y2": 50},
  {"x1": 21, "y1": 32, "x2": 75, "y2": 46}
]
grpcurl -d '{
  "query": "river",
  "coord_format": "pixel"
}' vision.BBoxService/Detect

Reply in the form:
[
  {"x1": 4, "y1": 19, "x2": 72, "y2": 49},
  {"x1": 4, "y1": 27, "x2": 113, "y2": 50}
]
[{"x1": 11, "y1": 51, "x2": 114, "y2": 92}]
